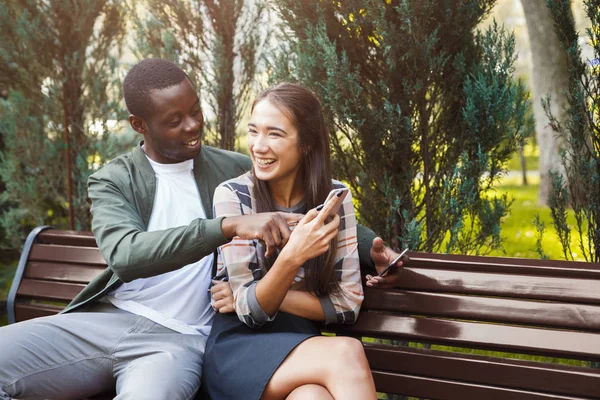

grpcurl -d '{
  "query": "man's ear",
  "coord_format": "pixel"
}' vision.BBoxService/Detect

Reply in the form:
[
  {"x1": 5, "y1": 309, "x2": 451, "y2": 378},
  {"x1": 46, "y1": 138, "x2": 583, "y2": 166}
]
[{"x1": 129, "y1": 114, "x2": 146, "y2": 134}]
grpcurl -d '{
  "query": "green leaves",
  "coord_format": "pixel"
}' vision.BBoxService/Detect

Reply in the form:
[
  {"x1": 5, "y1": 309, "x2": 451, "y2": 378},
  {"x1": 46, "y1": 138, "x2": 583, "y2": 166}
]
[
  {"x1": 0, "y1": 0, "x2": 131, "y2": 248},
  {"x1": 544, "y1": 0, "x2": 600, "y2": 261},
  {"x1": 271, "y1": 0, "x2": 530, "y2": 254}
]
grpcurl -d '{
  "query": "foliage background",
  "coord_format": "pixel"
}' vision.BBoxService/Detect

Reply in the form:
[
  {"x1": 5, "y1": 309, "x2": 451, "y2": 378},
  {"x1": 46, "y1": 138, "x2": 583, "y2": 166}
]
[{"x1": 0, "y1": 0, "x2": 597, "y2": 331}]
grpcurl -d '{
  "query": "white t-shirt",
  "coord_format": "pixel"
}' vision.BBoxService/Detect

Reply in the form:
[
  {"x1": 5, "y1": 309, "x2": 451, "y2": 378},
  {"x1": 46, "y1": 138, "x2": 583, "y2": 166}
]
[{"x1": 107, "y1": 157, "x2": 214, "y2": 336}]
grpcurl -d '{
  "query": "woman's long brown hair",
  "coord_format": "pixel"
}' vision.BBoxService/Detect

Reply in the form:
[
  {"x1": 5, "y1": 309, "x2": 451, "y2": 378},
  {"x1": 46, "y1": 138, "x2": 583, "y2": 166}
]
[{"x1": 251, "y1": 83, "x2": 339, "y2": 296}]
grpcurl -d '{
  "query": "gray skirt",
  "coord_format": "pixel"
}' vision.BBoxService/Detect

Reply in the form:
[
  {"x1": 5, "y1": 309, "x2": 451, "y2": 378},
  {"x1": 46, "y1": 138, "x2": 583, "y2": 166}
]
[{"x1": 201, "y1": 311, "x2": 320, "y2": 400}]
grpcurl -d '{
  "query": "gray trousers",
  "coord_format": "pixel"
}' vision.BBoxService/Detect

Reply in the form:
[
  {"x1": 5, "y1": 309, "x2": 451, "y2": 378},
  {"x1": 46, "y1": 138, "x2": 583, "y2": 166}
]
[{"x1": 0, "y1": 303, "x2": 206, "y2": 400}]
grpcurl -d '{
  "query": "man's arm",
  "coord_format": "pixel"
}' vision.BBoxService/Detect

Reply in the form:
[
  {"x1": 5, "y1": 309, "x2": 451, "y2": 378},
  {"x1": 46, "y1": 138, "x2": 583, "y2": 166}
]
[
  {"x1": 89, "y1": 172, "x2": 228, "y2": 282},
  {"x1": 356, "y1": 224, "x2": 377, "y2": 274},
  {"x1": 213, "y1": 224, "x2": 406, "y2": 313}
]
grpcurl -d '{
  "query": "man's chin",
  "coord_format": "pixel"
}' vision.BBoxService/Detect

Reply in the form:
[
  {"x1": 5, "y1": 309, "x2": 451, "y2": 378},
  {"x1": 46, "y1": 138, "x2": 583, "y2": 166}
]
[{"x1": 183, "y1": 144, "x2": 202, "y2": 160}]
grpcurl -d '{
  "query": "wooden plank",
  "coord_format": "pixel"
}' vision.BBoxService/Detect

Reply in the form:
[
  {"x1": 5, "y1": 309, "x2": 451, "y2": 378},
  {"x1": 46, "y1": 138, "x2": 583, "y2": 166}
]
[
  {"x1": 37, "y1": 230, "x2": 97, "y2": 247},
  {"x1": 362, "y1": 289, "x2": 600, "y2": 331},
  {"x1": 408, "y1": 252, "x2": 600, "y2": 278},
  {"x1": 16, "y1": 279, "x2": 87, "y2": 302},
  {"x1": 372, "y1": 371, "x2": 592, "y2": 399},
  {"x1": 364, "y1": 344, "x2": 600, "y2": 398},
  {"x1": 24, "y1": 261, "x2": 106, "y2": 283},
  {"x1": 328, "y1": 313, "x2": 600, "y2": 361},
  {"x1": 28, "y1": 244, "x2": 106, "y2": 266},
  {"x1": 397, "y1": 267, "x2": 600, "y2": 304},
  {"x1": 14, "y1": 303, "x2": 64, "y2": 322}
]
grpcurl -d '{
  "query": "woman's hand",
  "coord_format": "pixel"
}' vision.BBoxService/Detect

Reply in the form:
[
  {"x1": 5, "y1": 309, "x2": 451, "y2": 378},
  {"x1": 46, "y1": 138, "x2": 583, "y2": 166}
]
[
  {"x1": 279, "y1": 202, "x2": 340, "y2": 266},
  {"x1": 210, "y1": 280, "x2": 235, "y2": 313}
]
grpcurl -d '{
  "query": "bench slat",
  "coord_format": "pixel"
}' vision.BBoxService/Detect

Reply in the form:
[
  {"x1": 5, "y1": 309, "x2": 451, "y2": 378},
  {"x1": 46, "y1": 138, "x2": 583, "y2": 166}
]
[
  {"x1": 24, "y1": 261, "x2": 106, "y2": 283},
  {"x1": 364, "y1": 344, "x2": 600, "y2": 398},
  {"x1": 28, "y1": 244, "x2": 106, "y2": 266},
  {"x1": 398, "y1": 267, "x2": 600, "y2": 304},
  {"x1": 362, "y1": 289, "x2": 600, "y2": 331},
  {"x1": 37, "y1": 230, "x2": 97, "y2": 247},
  {"x1": 410, "y1": 252, "x2": 600, "y2": 278},
  {"x1": 372, "y1": 371, "x2": 592, "y2": 399},
  {"x1": 330, "y1": 313, "x2": 600, "y2": 360},
  {"x1": 10, "y1": 228, "x2": 600, "y2": 399},
  {"x1": 17, "y1": 279, "x2": 87, "y2": 302},
  {"x1": 14, "y1": 303, "x2": 64, "y2": 321}
]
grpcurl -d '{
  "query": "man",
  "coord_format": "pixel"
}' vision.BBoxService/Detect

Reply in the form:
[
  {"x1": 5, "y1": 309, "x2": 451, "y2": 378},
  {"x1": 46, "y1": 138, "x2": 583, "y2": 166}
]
[{"x1": 0, "y1": 58, "x2": 402, "y2": 400}]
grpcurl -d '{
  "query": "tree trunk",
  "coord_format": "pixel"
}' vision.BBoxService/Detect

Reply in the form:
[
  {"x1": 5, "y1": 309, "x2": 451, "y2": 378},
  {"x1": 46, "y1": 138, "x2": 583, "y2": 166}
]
[
  {"x1": 521, "y1": 0, "x2": 570, "y2": 205},
  {"x1": 519, "y1": 146, "x2": 528, "y2": 186},
  {"x1": 218, "y1": 36, "x2": 236, "y2": 151}
]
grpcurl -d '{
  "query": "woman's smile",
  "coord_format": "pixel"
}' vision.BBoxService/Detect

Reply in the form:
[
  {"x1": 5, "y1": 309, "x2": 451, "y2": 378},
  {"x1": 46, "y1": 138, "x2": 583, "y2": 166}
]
[{"x1": 254, "y1": 157, "x2": 276, "y2": 168}]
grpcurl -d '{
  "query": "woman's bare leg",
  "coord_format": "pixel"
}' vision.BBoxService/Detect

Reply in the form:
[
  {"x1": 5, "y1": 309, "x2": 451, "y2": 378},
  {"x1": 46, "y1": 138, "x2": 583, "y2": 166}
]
[
  {"x1": 286, "y1": 384, "x2": 333, "y2": 400},
  {"x1": 261, "y1": 336, "x2": 376, "y2": 400}
]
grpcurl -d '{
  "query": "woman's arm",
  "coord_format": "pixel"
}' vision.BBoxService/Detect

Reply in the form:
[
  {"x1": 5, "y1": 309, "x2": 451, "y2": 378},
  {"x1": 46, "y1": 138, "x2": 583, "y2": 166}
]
[
  {"x1": 279, "y1": 290, "x2": 325, "y2": 321},
  {"x1": 253, "y1": 206, "x2": 339, "y2": 317},
  {"x1": 213, "y1": 183, "x2": 275, "y2": 328},
  {"x1": 275, "y1": 185, "x2": 364, "y2": 324},
  {"x1": 323, "y1": 187, "x2": 363, "y2": 324},
  {"x1": 215, "y1": 182, "x2": 339, "y2": 327}
]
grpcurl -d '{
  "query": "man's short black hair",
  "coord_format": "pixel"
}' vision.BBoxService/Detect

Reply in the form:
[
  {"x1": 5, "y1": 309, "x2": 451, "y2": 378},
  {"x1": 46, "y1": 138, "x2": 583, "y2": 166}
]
[{"x1": 123, "y1": 58, "x2": 188, "y2": 120}]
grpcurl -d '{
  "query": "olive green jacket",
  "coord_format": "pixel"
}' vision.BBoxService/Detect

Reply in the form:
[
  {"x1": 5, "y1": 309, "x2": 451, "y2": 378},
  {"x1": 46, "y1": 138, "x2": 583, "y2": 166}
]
[{"x1": 63, "y1": 142, "x2": 376, "y2": 313}]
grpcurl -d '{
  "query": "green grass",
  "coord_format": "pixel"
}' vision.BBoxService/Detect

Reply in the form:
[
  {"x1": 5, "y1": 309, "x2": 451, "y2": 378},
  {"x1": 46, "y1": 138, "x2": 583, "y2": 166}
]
[{"x1": 488, "y1": 174, "x2": 584, "y2": 260}]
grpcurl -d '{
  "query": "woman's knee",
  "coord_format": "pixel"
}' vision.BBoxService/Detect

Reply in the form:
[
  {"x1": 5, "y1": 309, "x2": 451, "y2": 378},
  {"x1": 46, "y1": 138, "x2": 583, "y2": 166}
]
[
  {"x1": 329, "y1": 337, "x2": 371, "y2": 377},
  {"x1": 286, "y1": 384, "x2": 333, "y2": 400}
]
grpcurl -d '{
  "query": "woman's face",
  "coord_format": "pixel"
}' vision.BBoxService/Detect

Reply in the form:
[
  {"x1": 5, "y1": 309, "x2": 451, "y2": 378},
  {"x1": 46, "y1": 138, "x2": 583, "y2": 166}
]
[{"x1": 248, "y1": 99, "x2": 302, "y2": 186}]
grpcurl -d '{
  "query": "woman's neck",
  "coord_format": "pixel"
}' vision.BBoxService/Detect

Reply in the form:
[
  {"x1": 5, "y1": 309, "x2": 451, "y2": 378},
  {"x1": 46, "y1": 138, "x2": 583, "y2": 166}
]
[{"x1": 268, "y1": 178, "x2": 304, "y2": 208}]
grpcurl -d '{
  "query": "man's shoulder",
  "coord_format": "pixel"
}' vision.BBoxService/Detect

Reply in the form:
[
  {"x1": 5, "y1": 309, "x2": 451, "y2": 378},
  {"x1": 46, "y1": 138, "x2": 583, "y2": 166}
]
[{"x1": 90, "y1": 151, "x2": 135, "y2": 181}]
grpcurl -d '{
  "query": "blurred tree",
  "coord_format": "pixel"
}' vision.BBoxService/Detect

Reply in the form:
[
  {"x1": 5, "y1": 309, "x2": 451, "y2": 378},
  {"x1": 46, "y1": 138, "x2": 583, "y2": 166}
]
[
  {"x1": 0, "y1": 0, "x2": 130, "y2": 249},
  {"x1": 545, "y1": 0, "x2": 600, "y2": 261},
  {"x1": 522, "y1": 0, "x2": 571, "y2": 205},
  {"x1": 131, "y1": 0, "x2": 267, "y2": 150},
  {"x1": 270, "y1": 0, "x2": 533, "y2": 254}
]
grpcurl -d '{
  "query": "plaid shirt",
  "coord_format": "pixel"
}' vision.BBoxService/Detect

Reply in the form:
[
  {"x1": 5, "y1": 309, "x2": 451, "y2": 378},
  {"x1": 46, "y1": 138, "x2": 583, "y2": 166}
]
[{"x1": 213, "y1": 172, "x2": 363, "y2": 328}]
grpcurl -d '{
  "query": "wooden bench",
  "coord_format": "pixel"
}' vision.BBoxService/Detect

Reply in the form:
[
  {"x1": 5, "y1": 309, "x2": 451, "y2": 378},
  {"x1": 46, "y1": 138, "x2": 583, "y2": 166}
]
[{"x1": 7, "y1": 226, "x2": 600, "y2": 399}]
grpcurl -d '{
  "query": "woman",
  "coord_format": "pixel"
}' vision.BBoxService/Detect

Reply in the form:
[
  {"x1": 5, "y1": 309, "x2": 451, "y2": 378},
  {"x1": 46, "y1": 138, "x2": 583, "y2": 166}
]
[{"x1": 202, "y1": 83, "x2": 376, "y2": 400}]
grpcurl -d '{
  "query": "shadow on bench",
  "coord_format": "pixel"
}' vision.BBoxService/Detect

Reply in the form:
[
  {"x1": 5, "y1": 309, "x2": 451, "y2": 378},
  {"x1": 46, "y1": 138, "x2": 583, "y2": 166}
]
[{"x1": 7, "y1": 227, "x2": 600, "y2": 399}]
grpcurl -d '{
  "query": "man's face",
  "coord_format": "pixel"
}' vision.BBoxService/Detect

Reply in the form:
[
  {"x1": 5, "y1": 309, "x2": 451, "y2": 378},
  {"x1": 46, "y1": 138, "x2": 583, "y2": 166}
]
[{"x1": 130, "y1": 78, "x2": 204, "y2": 164}]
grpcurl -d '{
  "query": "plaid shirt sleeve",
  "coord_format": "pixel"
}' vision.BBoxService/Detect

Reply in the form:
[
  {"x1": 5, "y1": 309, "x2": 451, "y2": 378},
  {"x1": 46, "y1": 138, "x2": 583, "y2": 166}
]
[
  {"x1": 318, "y1": 184, "x2": 363, "y2": 324},
  {"x1": 213, "y1": 181, "x2": 276, "y2": 328},
  {"x1": 213, "y1": 177, "x2": 363, "y2": 328}
]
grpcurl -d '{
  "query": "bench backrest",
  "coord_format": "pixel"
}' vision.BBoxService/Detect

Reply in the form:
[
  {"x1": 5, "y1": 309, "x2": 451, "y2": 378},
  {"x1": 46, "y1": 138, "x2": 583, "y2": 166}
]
[
  {"x1": 8, "y1": 227, "x2": 600, "y2": 399},
  {"x1": 7, "y1": 227, "x2": 106, "y2": 323}
]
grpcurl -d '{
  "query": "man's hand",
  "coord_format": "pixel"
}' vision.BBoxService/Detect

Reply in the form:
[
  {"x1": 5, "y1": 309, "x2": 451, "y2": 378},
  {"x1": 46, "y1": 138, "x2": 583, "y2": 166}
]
[
  {"x1": 221, "y1": 212, "x2": 303, "y2": 257},
  {"x1": 365, "y1": 237, "x2": 404, "y2": 288},
  {"x1": 211, "y1": 280, "x2": 234, "y2": 313}
]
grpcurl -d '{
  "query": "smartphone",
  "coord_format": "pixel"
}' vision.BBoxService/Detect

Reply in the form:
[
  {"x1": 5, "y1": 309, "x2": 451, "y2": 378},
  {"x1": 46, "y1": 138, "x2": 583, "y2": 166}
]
[
  {"x1": 377, "y1": 247, "x2": 409, "y2": 277},
  {"x1": 320, "y1": 188, "x2": 349, "y2": 218}
]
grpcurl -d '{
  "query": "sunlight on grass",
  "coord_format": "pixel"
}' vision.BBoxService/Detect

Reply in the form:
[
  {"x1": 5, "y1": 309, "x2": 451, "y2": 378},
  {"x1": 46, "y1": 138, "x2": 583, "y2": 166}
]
[{"x1": 489, "y1": 174, "x2": 585, "y2": 260}]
